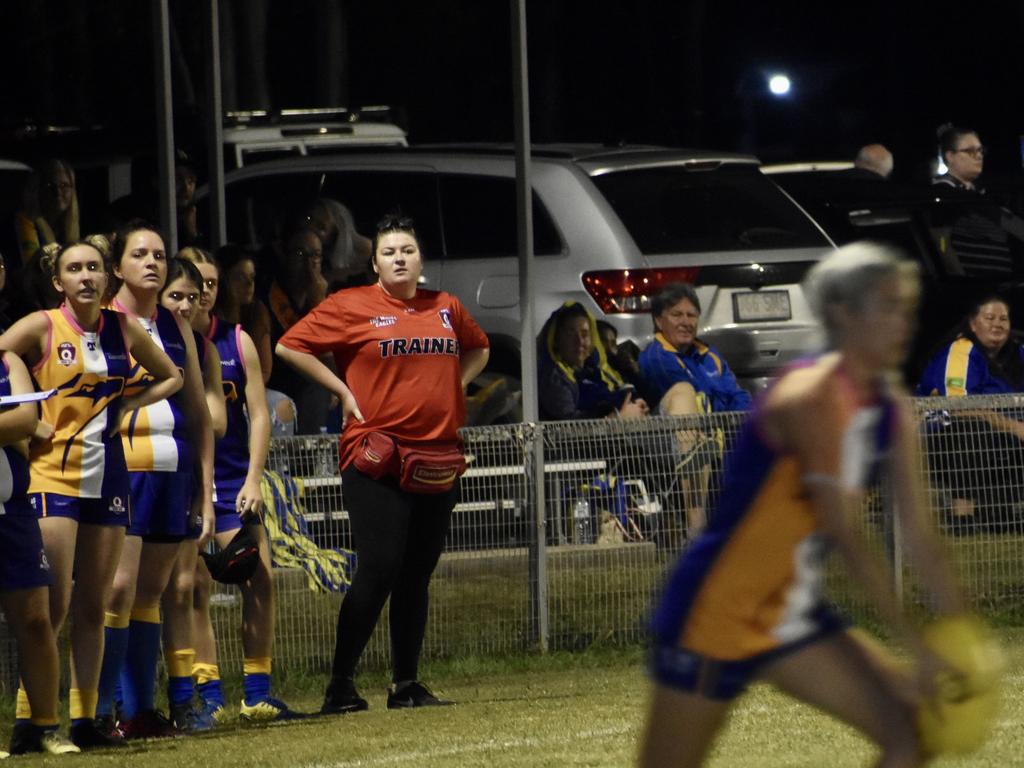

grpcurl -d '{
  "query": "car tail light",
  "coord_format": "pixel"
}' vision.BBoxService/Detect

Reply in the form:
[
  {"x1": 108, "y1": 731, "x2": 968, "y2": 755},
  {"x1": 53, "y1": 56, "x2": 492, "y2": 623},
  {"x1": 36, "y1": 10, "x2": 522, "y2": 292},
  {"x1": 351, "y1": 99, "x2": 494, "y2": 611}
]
[{"x1": 581, "y1": 267, "x2": 700, "y2": 314}]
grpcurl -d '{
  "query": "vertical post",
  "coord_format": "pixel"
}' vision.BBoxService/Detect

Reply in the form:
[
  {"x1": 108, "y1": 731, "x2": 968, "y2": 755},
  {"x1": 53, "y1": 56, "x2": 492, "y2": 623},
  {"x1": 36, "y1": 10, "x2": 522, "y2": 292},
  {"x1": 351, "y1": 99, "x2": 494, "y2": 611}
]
[
  {"x1": 153, "y1": 0, "x2": 178, "y2": 254},
  {"x1": 204, "y1": 0, "x2": 227, "y2": 249},
  {"x1": 885, "y1": 470, "x2": 904, "y2": 605},
  {"x1": 511, "y1": 0, "x2": 546, "y2": 652}
]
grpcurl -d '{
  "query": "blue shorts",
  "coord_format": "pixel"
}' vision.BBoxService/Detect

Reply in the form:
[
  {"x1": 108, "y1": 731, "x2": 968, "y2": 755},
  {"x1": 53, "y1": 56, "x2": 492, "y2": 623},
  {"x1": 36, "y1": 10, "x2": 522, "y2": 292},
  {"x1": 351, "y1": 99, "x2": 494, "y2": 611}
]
[
  {"x1": 213, "y1": 502, "x2": 250, "y2": 534},
  {"x1": 648, "y1": 605, "x2": 848, "y2": 700},
  {"x1": 0, "y1": 502, "x2": 52, "y2": 591},
  {"x1": 127, "y1": 471, "x2": 194, "y2": 542},
  {"x1": 29, "y1": 491, "x2": 132, "y2": 527}
]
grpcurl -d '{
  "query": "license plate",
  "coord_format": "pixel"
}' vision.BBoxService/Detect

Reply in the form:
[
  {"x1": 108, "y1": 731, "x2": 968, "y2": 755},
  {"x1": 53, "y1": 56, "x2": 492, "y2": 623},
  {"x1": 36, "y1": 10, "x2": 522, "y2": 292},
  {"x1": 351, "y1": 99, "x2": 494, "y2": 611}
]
[{"x1": 732, "y1": 290, "x2": 791, "y2": 322}]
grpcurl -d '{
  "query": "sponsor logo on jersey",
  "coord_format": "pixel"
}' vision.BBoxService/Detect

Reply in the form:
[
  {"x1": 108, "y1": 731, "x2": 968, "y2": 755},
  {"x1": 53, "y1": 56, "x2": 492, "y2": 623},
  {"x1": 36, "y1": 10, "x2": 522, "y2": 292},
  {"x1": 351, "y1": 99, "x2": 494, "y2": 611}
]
[
  {"x1": 378, "y1": 337, "x2": 460, "y2": 358},
  {"x1": 57, "y1": 342, "x2": 77, "y2": 366},
  {"x1": 438, "y1": 309, "x2": 453, "y2": 330},
  {"x1": 370, "y1": 315, "x2": 398, "y2": 328}
]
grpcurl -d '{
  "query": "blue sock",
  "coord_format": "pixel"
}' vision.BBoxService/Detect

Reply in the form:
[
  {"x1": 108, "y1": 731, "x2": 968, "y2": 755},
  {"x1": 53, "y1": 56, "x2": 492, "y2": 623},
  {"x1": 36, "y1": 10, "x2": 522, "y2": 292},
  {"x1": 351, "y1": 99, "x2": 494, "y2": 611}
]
[
  {"x1": 97, "y1": 620, "x2": 130, "y2": 717},
  {"x1": 120, "y1": 610, "x2": 162, "y2": 718},
  {"x1": 243, "y1": 673, "x2": 271, "y2": 705},
  {"x1": 197, "y1": 679, "x2": 225, "y2": 708}
]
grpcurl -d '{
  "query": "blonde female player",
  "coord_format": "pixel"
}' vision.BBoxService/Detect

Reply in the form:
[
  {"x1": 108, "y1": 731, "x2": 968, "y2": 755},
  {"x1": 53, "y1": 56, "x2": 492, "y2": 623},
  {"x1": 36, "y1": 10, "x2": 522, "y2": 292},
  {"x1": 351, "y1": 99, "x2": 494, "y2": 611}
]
[
  {"x1": 639, "y1": 243, "x2": 971, "y2": 768},
  {"x1": 179, "y1": 245, "x2": 294, "y2": 723},
  {"x1": 0, "y1": 239, "x2": 182, "y2": 750},
  {"x1": 157, "y1": 256, "x2": 226, "y2": 731},
  {"x1": 94, "y1": 221, "x2": 215, "y2": 739}
]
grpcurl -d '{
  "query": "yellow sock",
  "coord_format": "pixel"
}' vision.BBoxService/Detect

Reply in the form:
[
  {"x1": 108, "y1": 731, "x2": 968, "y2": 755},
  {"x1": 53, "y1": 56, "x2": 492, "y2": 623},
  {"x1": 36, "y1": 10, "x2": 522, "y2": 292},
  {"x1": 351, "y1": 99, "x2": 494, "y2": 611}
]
[
  {"x1": 29, "y1": 716, "x2": 59, "y2": 728},
  {"x1": 130, "y1": 604, "x2": 161, "y2": 624},
  {"x1": 15, "y1": 686, "x2": 32, "y2": 720},
  {"x1": 104, "y1": 610, "x2": 131, "y2": 629},
  {"x1": 69, "y1": 688, "x2": 98, "y2": 721},
  {"x1": 166, "y1": 648, "x2": 196, "y2": 678},
  {"x1": 192, "y1": 662, "x2": 220, "y2": 686},
  {"x1": 243, "y1": 657, "x2": 272, "y2": 676}
]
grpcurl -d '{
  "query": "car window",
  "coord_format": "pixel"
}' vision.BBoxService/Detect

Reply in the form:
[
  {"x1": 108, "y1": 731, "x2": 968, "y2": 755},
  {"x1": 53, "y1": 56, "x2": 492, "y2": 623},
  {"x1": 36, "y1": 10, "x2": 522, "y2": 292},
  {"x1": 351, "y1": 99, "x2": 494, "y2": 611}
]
[
  {"x1": 200, "y1": 173, "x2": 324, "y2": 249},
  {"x1": 320, "y1": 171, "x2": 442, "y2": 260},
  {"x1": 925, "y1": 201, "x2": 1024, "y2": 279},
  {"x1": 591, "y1": 165, "x2": 829, "y2": 254},
  {"x1": 438, "y1": 174, "x2": 563, "y2": 258}
]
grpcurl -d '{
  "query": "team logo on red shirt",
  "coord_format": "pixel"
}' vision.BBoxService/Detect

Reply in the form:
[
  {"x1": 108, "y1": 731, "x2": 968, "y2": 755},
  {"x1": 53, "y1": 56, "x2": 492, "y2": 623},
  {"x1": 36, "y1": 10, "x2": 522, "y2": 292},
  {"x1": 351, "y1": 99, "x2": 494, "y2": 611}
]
[
  {"x1": 438, "y1": 309, "x2": 453, "y2": 330},
  {"x1": 370, "y1": 315, "x2": 397, "y2": 328}
]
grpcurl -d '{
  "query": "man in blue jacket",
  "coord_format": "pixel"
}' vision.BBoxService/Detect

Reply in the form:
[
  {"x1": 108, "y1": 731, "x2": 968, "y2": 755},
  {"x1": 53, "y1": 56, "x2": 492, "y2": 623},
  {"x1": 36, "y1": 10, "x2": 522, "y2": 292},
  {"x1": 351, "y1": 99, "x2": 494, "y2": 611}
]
[
  {"x1": 639, "y1": 283, "x2": 751, "y2": 540},
  {"x1": 639, "y1": 283, "x2": 752, "y2": 416}
]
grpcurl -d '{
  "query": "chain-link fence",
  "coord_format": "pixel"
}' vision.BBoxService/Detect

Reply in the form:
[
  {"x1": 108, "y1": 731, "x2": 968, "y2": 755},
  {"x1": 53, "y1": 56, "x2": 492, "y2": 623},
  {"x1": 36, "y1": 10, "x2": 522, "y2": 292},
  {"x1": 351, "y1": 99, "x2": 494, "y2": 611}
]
[{"x1": 3, "y1": 394, "x2": 1024, "y2": 692}]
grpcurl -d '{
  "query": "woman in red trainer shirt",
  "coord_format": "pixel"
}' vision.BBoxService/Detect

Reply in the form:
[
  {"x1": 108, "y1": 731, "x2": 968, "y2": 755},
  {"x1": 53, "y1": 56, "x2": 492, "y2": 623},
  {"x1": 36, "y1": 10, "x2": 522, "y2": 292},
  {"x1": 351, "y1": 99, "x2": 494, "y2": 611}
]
[{"x1": 277, "y1": 214, "x2": 489, "y2": 713}]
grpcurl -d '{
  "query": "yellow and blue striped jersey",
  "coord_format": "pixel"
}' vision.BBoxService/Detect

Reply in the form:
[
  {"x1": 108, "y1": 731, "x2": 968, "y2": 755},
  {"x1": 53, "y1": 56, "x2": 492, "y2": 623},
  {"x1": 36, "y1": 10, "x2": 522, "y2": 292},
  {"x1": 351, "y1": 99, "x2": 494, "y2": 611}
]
[{"x1": 28, "y1": 307, "x2": 131, "y2": 498}]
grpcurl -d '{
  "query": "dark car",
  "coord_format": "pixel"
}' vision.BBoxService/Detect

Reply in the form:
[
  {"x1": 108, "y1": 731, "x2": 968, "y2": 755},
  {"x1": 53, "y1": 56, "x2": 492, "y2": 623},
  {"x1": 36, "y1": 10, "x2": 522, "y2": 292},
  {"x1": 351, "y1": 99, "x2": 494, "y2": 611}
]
[{"x1": 765, "y1": 164, "x2": 1024, "y2": 379}]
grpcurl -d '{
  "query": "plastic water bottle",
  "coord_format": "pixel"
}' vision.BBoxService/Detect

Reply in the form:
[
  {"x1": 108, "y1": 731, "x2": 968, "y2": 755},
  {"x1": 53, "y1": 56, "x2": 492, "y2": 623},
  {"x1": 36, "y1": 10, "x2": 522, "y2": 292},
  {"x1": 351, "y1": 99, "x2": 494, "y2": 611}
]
[{"x1": 573, "y1": 499, "x2": 593, "y2": 544}]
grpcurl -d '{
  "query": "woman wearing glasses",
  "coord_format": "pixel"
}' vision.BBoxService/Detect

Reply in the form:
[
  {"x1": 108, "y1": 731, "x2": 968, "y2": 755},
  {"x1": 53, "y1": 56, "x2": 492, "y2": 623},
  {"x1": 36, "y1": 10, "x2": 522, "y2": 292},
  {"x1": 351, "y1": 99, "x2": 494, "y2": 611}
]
[
  {"x1": 277, "y1": 213, "x2": 489, "y2": 713},
  {"x1": 932, "y1": 124, "x2": 1010, "y2": 275},
  {"x1": 934, "y1": 124, "x2": 985, "y2": 192}
]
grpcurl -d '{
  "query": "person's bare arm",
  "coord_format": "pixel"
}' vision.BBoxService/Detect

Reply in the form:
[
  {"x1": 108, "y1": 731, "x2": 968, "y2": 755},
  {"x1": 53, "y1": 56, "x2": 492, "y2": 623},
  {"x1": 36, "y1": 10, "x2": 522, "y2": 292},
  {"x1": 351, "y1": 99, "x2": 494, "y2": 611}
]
[
  {"x1": 460, "y1": 346, "x2": 489, "y2": 389},
  {"x1": 175, "y1": 316, "x2": 215, "y2": 545},
  {"x1": 203, "y1": 339, "x2": 227, "y2": 439},
  {"x1": 119, "y1": 317, "x2": 184, "y2": 412},
  {"x1": 0, "y1": 351, "x2": 38, "y2": 445},
  {"x1": 236, "y1": 331, "x2": 271, "y2": 518},
  {"x1": 276, "y1": 342, "x2": 362, "y2": 426}
]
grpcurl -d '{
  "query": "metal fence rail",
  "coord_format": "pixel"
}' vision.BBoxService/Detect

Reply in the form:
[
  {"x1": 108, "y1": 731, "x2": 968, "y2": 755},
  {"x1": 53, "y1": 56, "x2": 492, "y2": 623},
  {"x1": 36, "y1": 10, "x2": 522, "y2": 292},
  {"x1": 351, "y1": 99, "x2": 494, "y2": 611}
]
[{"x1": 4, "y1": 394, "x2": 1024, "y2": 692}]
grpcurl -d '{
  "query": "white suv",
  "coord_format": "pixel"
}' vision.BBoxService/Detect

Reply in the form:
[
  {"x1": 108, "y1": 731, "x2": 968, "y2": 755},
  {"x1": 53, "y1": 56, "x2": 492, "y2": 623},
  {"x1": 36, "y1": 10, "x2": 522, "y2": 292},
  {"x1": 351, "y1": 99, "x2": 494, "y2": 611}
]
[{"x1": 198, "y1": 144, "x2": 834, "y2": 388}]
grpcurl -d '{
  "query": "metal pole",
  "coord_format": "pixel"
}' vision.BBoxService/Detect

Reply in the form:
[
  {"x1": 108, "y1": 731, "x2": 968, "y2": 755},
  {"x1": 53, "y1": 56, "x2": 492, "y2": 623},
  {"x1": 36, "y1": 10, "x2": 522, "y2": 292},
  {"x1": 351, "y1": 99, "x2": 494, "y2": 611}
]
[
  {"x1": 204, "y1": 0, "x2": 227, "y2": 249},
  {"x1": 511, "y1": 0, "x2": 547, "y2": 653},
  {"x1": 153, "y1": 0, "x2": 178, "y2": 254}
]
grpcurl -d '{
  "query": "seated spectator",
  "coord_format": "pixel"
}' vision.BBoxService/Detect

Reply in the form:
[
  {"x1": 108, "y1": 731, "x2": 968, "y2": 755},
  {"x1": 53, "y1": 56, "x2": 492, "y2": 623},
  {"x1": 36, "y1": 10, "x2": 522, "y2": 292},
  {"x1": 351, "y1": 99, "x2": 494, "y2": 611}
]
[
  {"x1": 537, "y1": 301, "x2": 647, "y2": 421},
  {"x1": 638, "y1": 283, "x2": 750, "y2": 539},
  {"x1": 638, "y1": 283, "x2": 752, "y2": 416},
  {"x1": 265, "y1": 228, "x2": 334, "y2": 434},
  {"x1": 918, "y1": 296, "x2": 1024, "y2": 531},
  {"x1": 596, "y1": 320, "x2": 654, "y2": 403},
  {"x1": 14, "y1": 159, "x2": 80, "y2": 267},
  {"x1": 300, "y1": 198, "x2": 373, "y2": 289}
]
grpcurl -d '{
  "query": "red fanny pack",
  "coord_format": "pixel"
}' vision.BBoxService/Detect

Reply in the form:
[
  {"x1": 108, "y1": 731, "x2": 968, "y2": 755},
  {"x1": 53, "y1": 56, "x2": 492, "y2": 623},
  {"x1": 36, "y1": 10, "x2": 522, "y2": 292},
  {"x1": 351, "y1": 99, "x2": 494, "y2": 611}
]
[{"x1": 353, "y1": 432, "x2": 465, "y2": 494}]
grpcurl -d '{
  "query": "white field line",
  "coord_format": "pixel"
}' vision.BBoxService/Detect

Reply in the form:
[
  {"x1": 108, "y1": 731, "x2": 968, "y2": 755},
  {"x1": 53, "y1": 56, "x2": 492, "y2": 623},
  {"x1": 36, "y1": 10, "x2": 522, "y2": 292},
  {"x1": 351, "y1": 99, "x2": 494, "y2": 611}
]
[{"x1": 299, "y1": 723, "x2": 635, "y2": 768}]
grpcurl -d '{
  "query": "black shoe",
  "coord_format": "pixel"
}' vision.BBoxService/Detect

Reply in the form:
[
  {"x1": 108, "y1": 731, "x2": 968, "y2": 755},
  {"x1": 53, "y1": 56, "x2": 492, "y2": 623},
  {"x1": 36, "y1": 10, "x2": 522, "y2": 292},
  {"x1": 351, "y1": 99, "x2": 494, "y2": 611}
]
[
  {"x1": 320, "y1": 691, "x2": 369, "y2": 715},
  {"x1": 386, "y1": 681, "x2": 454, "y2": 709},
  {"x1": 70, "y1": 716, "x2": 126, "y2": 749}
]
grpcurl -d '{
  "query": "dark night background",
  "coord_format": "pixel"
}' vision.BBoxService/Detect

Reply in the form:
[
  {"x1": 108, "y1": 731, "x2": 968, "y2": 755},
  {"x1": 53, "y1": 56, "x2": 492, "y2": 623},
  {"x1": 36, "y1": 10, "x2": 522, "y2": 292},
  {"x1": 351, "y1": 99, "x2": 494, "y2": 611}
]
[{"x1": 2, "y1": 0, "x2": 1024, "y2": 184}]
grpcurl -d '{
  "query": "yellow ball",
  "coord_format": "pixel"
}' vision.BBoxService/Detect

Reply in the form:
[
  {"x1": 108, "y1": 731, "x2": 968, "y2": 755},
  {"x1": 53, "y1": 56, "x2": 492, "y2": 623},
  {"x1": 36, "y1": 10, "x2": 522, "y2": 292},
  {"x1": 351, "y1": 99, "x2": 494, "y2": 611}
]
[{"x1": 917, "y1": 615, "x2": 1004, "y2": 755}]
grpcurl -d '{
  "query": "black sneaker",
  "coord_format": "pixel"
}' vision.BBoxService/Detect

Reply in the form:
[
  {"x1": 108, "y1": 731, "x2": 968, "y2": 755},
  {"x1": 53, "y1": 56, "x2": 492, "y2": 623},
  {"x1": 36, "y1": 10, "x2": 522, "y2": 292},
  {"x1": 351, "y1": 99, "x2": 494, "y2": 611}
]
[
  {"x1": 386, "y1": 681, "x2": 454, "y2": 709},
  {"x1": 320, "y1": 691, "x2": 369, "y2": 715},
  {"x1": 70, "y1": 716, "x2": 126, "y2": 749}
]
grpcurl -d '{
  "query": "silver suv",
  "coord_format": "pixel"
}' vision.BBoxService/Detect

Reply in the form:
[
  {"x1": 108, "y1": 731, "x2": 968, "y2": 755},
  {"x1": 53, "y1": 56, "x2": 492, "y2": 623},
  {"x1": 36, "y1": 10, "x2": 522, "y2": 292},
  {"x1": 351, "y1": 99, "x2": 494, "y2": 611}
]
[{"x1": 197, "y1": 144, "x2": 834, "y2": 387}]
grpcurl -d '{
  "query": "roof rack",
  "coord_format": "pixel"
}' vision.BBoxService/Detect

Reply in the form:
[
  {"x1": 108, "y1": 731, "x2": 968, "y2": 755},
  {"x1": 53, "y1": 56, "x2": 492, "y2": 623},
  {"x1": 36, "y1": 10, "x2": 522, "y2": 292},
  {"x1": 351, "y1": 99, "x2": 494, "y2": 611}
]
[{"x1": 223, "y1": 105, "x2": 396, "y2": 127}]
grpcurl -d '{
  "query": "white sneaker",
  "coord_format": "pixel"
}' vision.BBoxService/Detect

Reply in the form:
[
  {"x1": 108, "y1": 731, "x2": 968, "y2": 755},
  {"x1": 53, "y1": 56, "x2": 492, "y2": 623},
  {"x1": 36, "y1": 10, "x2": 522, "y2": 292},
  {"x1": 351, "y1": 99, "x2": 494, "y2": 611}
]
[{"x1": 41, "y1": 732, "x2": 80, "y2": 755}]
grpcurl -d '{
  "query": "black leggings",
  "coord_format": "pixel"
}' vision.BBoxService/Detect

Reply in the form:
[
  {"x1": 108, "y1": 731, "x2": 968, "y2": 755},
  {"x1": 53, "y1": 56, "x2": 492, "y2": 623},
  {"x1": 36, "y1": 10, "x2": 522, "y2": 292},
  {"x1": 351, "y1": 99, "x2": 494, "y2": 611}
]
[{"x1": 329, "y1": 466, "x2": 456, "y2": 690}]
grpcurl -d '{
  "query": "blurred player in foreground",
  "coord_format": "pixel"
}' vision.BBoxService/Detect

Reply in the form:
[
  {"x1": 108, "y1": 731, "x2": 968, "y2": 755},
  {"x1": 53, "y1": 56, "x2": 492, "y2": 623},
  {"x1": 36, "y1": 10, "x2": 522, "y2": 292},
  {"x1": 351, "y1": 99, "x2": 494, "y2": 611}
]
[{"x1": 639, "y1": 242, "x2": 1001, "y2": 767}]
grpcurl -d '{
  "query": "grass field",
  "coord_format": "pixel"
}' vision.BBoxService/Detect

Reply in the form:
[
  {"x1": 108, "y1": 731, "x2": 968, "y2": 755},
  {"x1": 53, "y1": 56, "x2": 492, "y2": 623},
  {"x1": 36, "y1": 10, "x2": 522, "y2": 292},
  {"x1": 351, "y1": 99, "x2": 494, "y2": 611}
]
[{"x1": 2, "y1": 631, "x2": 1022, "y2": 767}]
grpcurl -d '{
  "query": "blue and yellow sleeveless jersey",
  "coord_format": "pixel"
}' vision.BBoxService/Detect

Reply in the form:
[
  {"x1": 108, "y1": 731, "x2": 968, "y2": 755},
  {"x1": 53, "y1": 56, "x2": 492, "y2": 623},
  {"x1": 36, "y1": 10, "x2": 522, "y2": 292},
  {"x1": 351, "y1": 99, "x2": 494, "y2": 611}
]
[
  {"x1": 206, "y1": 316, "x2": 249, "y2": 506},
  {"x1": 28, "y1": 307, "x2": 131, "y2": 498},
  {"x1": 113, "y1": 301, "x2": 193, "y2": 473},
  {"x1": 917, "y1": 337, "x2": 1022, "y2": 396},
  {"x1": 651, "y1": 379, "x2": 895, "y2": 661}
]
